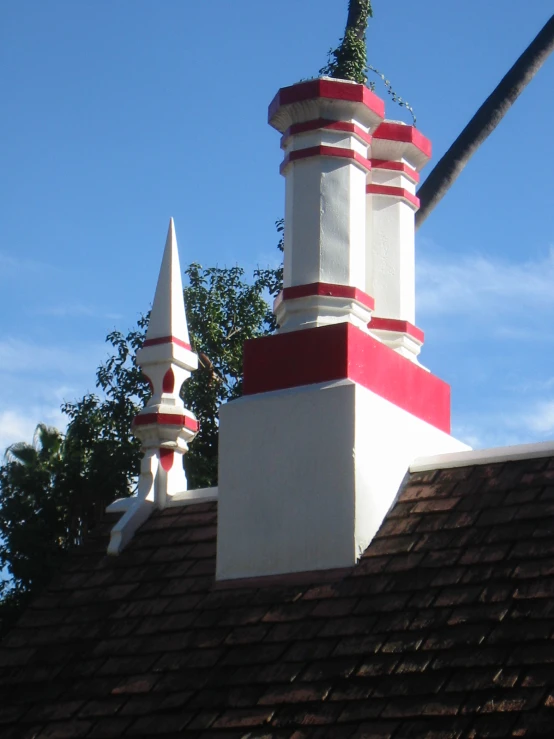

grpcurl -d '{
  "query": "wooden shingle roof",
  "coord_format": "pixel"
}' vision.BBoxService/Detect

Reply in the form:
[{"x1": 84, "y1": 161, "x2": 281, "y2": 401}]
[{"x1": 3, "y1": 455, "x2": 554, "y2": 738}]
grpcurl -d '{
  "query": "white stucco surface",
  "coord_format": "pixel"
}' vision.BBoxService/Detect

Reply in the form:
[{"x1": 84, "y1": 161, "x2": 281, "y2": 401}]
[{"x1": 216, "y1": 380, "x2": 469, "y2": 581}]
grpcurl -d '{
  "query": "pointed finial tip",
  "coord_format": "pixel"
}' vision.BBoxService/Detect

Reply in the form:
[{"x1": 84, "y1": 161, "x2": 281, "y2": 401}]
[{"x1": 166, "y1": 217, "x2": 177, "y2": 246}]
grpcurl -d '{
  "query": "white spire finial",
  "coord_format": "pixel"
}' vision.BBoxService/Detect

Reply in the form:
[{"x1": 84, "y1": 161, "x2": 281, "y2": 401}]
[
  {"x1": 145, "y1": 217, "x2": 190, "y2": 346},
  {"x1": 107, "y1": 219, "x2": 200, "y2": 555}
]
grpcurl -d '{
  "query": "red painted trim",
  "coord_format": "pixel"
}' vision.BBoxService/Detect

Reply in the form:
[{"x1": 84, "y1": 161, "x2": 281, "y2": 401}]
[
  {"x1": 373, "y1": 122, "x2": 432, "y2": 159},
  {"x1": 280, "y1": 118, "x2": 372, "y2": 148},
  {"x1": 366, "y1": 184, "x2": 420, "y2": 210},
  {"x1": 370, "y1": 317, "x2": 425, "y2": 344},
  {"x1": 159, "y1": 448, "x2": 174, "y2": 471},
  {"x1": 269, "y1": 79, "x2": 385, "y2": 124},
  {"x1": 278, "y1": 282, "x2": 375, "y2": 312},
  {"x1": 162, "y1": 368, "x2": 175, "y2": 394},
  {"x1": 243, "y1": 323, "x2": 450, "y2": 433},
  {"x1": 370, "y1": 159, "x2": 420, "y2": 183},
  {"x1": 281, "y1": 145, "x2": 371, "y2": 175},
  {"x1": 133, "y1": 412, "x2": 199, "y2": 433},
  {"x1": 143, "y1": 335, "x2": 192, "y2": 351}
]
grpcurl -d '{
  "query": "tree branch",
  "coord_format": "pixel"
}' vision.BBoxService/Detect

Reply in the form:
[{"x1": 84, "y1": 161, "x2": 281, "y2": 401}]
[{"x1": 416, "y1": 14, "x2": 554, "y2": 229}]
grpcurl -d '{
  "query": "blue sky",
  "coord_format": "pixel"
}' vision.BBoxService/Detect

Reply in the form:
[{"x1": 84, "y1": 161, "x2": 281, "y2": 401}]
[{"x1": 1, "y1": 1, "x2": 553, "y2": 454}]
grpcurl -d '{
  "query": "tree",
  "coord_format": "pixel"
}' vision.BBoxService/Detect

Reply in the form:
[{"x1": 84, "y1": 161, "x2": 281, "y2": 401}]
[
  {"x1": 0, "y1": 425, "x2": 68, "y2": 630},
  {"x1": 0, "y1": 258, "x2": 282, "y2": 635},
  {"x1": 416, "y1": 13, "x2": 554, "y2": 228}
]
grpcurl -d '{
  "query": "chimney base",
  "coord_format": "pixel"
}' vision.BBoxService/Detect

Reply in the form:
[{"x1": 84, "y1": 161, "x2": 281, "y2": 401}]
[{"x1": 216, "y1": 377, "x2": 469, "y2": 582}]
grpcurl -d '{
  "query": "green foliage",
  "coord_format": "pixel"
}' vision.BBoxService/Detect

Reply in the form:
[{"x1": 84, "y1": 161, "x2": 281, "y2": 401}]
[
  {"x1": 183, "y1": 262, "x2": 280, "y2": 486},
  {"x1": 0, "y1": 425, "x2": 69, "y2": 633},
  {"x1": 368, "y1": 66, "x2": 417, "y2": 125},
  {"x1": 320, "y1": 2, "x2": 417, "y2": 124},
  {"x1": 0, "y1": 255, "x2": 283, "y2": 635},
  {"x1": 320, "y1": 1, "x2": 373, "y2": 84}
]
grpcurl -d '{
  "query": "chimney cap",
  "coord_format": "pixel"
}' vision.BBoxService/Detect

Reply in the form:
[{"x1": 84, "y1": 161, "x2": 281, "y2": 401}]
[{"x1": 269, "y1": 77, "x2": 384, "y2": 133}]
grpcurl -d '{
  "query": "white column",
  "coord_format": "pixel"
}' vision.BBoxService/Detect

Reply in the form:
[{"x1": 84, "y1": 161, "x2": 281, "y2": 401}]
[
  {"x1": 269, "y1": 78, "x2": 384, "y2": 333},
  {"x1": 366, "y1": 121, "x2": 431, "y2": 361}
]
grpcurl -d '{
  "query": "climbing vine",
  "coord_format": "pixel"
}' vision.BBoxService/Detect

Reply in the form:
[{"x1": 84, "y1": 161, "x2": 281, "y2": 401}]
[
  {"x1": 320, "y1": 1, "x2": 373, "y2": 84},
  {"x1": 368, "y1": 66, "x2": 417, "y2": 126},
  {"x1": 319, "y1": 1, "x2": 416, "y2": 125}
]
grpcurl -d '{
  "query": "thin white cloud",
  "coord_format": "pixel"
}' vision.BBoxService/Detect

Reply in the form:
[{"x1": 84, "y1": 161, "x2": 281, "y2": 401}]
[
  {"x1": 0, "y1": 338, "x2": 106, "y2": 456},
  {"x1": 452, "y1": 396, "x2": 554, "y2": 452},
  {"x1": 417, "y1": 243, "x2": 554, "y2": 319},
  {"x1": 452, "y1": 416, "x2": 542, "y2": 451},
  {"x1": 0, "y1": 338, "x2": 105, "y2": 376},
  {"x1": 522, "y1": 400, "x2": 554, "y2": 436},
  {"x1": 0, "y1": 252, "x2": 57, "y2": 278},
  {"x1": 33, "y1": 304, "x2": 123, "y2": 321},
  {"x1": 0, "y1": 407, "x2": 67, "y2": 457}
]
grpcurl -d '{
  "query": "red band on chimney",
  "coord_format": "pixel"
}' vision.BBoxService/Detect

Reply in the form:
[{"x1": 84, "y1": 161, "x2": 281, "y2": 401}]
[
  {"x1": 366, "y1": 184, "x2": 420, "y2": 210},
  {"x1": 159, "y1": 448, "x2": 174, "y2": 471},
  {"x1": 280, "y1": 119, "x2": 372, "y2": 148},
  {"x1": 162, "y1": 368, "x2": 175, "y2": 394},
  {"x1": 370, "y1": 318, "x2": 425, "y2": 344},
  {"x1": 133, "y1": 412, "x2": 199, "y2": 433},
  {"x1": 143, "y1": 335, "x2": 192, "y2": 351},
  {"x1": 370, "y1": 159, "x2": 420, "y2": 184},
  {"x1": 281, "y1": 146, "x2": 371, "y2": 175},
  {"x1": 243, "y1": 323, "x2": 450, "y2": 433},
  {"x1": 276, "y1": 282, "x2": 375, "y2": 312},
  {"x1": 269, "y1": 79, "x2": 385, "y2": 123},
  {"x1": 373, "y1": 122, "x2": 432, "y2": 159}
]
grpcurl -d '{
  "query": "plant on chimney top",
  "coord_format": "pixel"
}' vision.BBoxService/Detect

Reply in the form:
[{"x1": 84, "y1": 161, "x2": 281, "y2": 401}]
[
  {"x1": 367, "y1": 66, "x2": 416, "y2": 126},
  {"x1": 321, "y1": 5, "x2": 554, "y2": 225},
  {"x1": 320, "y1": 1, "x2": 415, "y2": 125},
  {"x1": 320, "y1": 0, "x2": 373, "y2": 84}
]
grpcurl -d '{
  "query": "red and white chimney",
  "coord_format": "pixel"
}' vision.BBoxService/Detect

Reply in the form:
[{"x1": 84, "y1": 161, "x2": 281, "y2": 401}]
[
  {"x1": 367, "y1": 121, "x2": 432, "y2": 362},
  {"x1": 216, "y1": 79, "x2": 469, "y2": 582},
  {"x1": 271, "y1": 79, "x2": 383, "y2": 332}
]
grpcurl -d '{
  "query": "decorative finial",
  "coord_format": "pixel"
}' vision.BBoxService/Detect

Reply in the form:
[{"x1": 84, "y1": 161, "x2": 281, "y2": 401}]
[{"x1": 107, "y1": 219, "x2": 199, "y2": 554}]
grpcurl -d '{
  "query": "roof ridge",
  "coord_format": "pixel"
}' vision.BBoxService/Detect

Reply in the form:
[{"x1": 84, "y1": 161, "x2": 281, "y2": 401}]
[{"x1": 411, "y1": 440, "x2": 554, "y2": 472}]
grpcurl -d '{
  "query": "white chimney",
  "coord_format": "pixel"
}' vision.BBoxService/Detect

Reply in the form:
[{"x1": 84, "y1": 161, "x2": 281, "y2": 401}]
[
  {"x1": 216, "y1": 80, "x2": 469, "y2": 582},
  {"x1": 271, "y1": 78, "x2": 384, "y2": 333},
  {"x1": 366, "y1": 121, "x2": 432, "y2": 363}
]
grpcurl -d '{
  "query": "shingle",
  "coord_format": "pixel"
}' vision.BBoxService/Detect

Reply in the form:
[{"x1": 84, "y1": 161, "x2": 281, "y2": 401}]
[{"x1": 4, "y1": 456, "x2": 554, "y2": 739}]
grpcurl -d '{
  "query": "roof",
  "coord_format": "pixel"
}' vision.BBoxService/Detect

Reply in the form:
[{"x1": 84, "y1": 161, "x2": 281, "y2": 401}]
[{"x1": 3, "y1": 454, "x2": 554, "y2": 738}]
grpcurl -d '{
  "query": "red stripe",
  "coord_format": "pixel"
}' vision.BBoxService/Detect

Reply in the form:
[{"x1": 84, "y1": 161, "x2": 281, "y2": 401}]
[
  {"x1": 269, "y1": 79, "x2": 385, "y2": 124},
  {"x1": 281, "y1": 146, "x2": 371, "y2": 175},
  {"x1": 243, "y1": 323, "x2": 450, "y2": 433},
  {"x1": 279, "y1": 282, "x2": 375, "y2": 312},
  {"x1": 370, "y1": 159, "x2": 419, "y2": 183},
  {"x1": 143, "y1": 335, "x2": 192, "y2": 351},
  {"x1": 373, "y1": 122, "x2": 432, "y2": 159},
  {"x1": 366, "y1": 184, "x2": 420, "y2": 210},
  {"x1": 369, "y1": 317, "x2": 425, "y2": 344},
  {"x1": 159, "y1": 448, "x2": 174, "y2": 471},
  {"x1": 162, "y1": 368, "x2": 175, "y2": 393},
  {"x1": 133, "y1": 412, "x2": 199, "y2": 433},
  {"x1": 280, "y1": 118, "x2": 372, "y2": 148}
]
